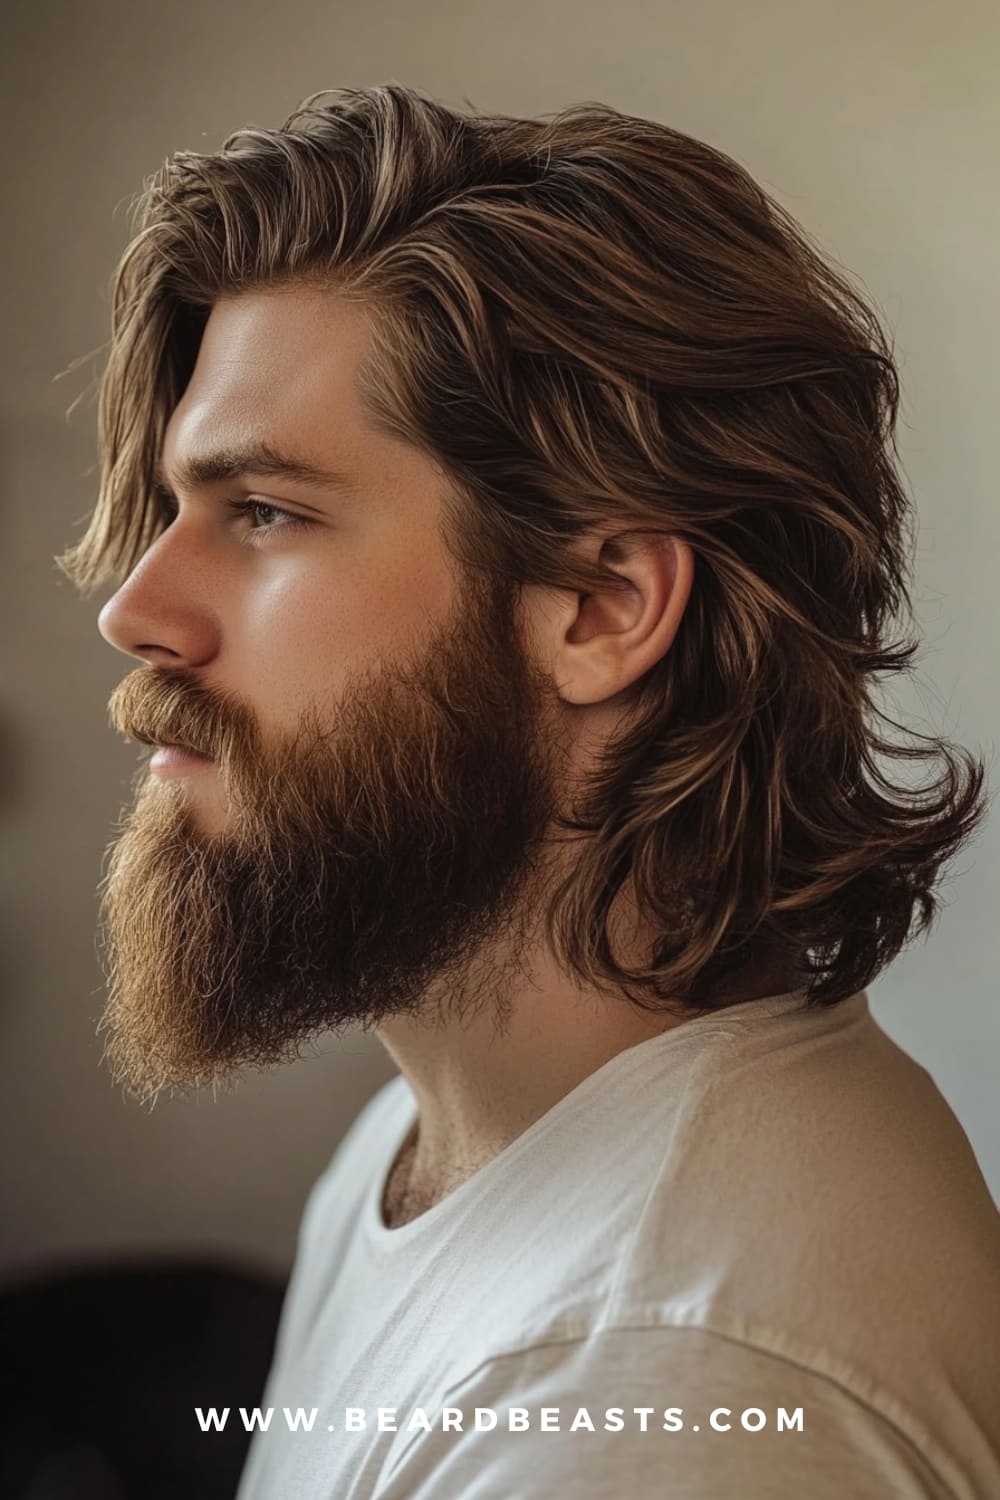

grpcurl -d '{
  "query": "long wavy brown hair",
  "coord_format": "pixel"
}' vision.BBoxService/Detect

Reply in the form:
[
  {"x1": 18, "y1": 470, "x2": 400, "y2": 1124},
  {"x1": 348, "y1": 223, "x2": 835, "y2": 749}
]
[{"x1": 56, "y1": 83, "x2": 991, "y2": 1012}]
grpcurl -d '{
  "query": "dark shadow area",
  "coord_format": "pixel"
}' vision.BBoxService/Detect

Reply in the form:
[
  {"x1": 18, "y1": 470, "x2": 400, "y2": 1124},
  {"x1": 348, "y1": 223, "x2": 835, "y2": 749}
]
[{"x1": 0, "y1": 1259, "x2": 286, "y2": 1499}]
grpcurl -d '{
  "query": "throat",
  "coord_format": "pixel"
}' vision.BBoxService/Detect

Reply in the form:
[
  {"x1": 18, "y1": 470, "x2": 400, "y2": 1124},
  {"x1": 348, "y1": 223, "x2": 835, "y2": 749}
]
[
  {"x1": 379, "y1": 1127, "x2": 487, "y2": 1229},
  {"x1": 380, "y1": 1129, "x2": 428, "y2": 1230}
]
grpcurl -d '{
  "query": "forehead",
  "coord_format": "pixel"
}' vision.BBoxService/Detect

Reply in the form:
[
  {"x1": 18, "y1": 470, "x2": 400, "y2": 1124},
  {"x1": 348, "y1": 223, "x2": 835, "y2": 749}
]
[{"x1": 161, "y1": 286, "x2": 376, "y2": 473}]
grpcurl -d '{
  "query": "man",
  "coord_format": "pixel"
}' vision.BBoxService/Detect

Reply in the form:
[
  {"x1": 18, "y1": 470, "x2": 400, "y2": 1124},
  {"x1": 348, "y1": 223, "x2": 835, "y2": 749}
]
[{"x1": 62, "y1": 85, "x2": 999, "y2": 1496}]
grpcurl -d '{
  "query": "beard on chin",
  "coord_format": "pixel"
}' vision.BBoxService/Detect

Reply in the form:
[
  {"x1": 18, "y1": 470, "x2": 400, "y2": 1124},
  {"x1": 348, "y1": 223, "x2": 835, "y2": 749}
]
[{"x1": 99, "y1": 567, "x2": 569, "y2": 1104}]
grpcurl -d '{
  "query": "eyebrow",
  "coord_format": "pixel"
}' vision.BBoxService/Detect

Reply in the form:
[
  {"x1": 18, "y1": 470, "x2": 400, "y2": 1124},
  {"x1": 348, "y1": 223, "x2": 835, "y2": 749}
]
[{"x1": 153, "y1": 440, "x2": 356, "y2": 497}]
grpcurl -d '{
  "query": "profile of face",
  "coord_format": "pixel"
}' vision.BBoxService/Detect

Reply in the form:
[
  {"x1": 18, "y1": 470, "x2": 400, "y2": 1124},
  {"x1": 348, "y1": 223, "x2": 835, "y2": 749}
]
[{"x1": 96, "y1": 288, "x2": 569, "y2": 1102}]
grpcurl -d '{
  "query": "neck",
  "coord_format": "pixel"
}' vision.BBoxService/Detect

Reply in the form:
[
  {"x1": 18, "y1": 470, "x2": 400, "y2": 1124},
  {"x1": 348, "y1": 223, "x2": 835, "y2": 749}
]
[{"x1": 376, "y1": 941, "x2": 800, "y2": 1225}]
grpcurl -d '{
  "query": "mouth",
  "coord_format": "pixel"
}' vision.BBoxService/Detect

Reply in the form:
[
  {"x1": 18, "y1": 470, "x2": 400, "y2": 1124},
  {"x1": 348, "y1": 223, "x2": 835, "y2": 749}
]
[{"x1": 148, "y1": 742, "x2": 216, "y2": 775}]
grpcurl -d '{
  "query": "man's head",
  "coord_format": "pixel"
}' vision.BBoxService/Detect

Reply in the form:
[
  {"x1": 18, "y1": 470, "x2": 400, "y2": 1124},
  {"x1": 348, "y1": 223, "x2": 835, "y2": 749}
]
[
  {"x1": 58, "y1": 86, "x2": 988, "y2": 1098},
  {"x1": 95, "y1": 286, "x2": 694, "y2": 1101}
]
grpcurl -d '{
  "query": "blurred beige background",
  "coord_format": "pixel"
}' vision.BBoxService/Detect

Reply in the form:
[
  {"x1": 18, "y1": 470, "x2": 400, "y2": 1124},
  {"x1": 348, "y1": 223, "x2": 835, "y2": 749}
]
[{"x1": 2, "y1": 0, "x2": 997, "y2": 1282}]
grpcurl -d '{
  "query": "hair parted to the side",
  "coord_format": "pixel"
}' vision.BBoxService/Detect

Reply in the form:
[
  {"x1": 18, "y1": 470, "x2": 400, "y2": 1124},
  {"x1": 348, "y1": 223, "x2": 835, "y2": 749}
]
[{"x1": 56, "y1": 82, "x2": 991, "y2": 1012}]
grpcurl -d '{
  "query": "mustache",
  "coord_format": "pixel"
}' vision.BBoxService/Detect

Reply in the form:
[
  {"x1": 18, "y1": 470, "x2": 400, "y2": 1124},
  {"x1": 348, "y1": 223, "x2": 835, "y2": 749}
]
[{"x1": 107, "y1": 667, "x2": 256, "y2": 760}]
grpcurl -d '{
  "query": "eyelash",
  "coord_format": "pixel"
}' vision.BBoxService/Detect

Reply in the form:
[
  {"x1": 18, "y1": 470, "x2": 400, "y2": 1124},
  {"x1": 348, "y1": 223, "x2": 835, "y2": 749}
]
[{"x1": 155, "y1": 491, "x2": 312, "y2": 540}]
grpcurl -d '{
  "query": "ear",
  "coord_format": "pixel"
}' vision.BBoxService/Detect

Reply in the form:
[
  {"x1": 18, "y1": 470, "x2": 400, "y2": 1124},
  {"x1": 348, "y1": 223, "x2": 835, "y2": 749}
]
[{"x1": 538, "y1": 529, "x2": 695, "y2": 707}]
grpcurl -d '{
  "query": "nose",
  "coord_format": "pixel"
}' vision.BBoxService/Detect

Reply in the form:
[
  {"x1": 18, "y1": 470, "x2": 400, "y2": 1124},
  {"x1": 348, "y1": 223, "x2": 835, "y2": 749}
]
[{"x1": 97, "y1": 530, "x2": 221, "y2": 670}]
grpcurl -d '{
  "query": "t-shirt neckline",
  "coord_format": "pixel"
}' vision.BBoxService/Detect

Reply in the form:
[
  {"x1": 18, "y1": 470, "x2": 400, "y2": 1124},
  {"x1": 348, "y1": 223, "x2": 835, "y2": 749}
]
[{"x1": 363, "y1": 987, "x2": 815, "y2": 1250}]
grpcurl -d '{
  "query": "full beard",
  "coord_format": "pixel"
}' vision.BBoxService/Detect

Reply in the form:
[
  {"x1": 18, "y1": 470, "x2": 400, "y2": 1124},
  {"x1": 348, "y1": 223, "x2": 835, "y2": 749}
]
[{"x1": 99, "y1": 570, "x2": 567, "y2": 1103}]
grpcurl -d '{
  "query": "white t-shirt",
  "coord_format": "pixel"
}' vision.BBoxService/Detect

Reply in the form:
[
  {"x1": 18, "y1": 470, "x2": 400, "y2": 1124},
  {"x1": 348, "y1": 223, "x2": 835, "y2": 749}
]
[{"x1": 235, "y1": 989, "x2": 1000, "y2": 1499}]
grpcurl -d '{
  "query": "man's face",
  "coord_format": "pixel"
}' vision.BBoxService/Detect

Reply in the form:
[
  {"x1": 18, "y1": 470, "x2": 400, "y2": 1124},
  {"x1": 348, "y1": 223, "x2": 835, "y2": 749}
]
[{"x1": 96, "y1": 287, "x2": 567, "y2": 1102}]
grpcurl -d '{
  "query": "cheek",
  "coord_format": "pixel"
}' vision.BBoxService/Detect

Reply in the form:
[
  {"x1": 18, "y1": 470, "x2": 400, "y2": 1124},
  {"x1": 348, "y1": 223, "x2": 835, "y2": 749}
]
[
  {"x1": 233, "y1": 565, "x2": 363, "y2": 727},
  {"x1": 230, "y1": 548, "x2": 452, "y2": 732}
]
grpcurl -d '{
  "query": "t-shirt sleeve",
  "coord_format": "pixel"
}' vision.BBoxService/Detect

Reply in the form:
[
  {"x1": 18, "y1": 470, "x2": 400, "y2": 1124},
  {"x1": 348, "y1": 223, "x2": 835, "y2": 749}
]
[{"x1": 372, "y1": 1324, "x2": 961, "y2": 1499}]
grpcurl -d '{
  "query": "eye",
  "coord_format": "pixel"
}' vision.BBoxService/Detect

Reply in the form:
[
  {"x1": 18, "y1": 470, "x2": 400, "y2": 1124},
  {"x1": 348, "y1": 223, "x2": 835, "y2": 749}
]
[
  {"x1": 152, "y1": 488, "x2": 313, "y2": 541},
  {"x1": 223, "y1": 498, "x2": 312, "y2": 537}
]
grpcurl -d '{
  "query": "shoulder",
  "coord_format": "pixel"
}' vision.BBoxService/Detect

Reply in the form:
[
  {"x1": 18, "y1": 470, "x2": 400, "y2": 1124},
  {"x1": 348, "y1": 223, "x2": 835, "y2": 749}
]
[{"x1": 374, "y1": 1323, "x2": 970, "y2": 1499}]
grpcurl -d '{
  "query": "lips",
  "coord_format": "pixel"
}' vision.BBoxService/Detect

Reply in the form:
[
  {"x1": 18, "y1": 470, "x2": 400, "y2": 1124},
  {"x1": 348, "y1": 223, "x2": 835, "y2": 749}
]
[{"x1": 148, "y1": 742, "x2": 216, "y2": 775}]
